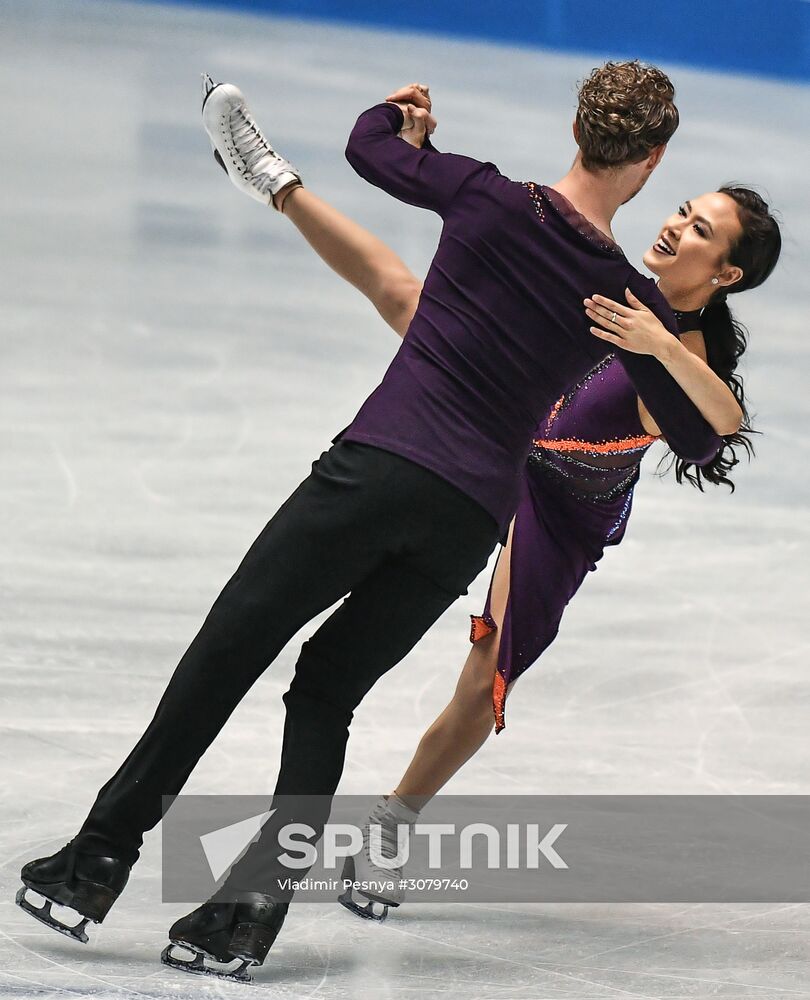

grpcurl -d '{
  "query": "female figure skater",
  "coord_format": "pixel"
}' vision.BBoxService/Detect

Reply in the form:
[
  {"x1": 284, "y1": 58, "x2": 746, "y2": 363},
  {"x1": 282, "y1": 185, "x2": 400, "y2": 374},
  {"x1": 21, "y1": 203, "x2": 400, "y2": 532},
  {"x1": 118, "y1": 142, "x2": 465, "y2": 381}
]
[{"x1": 227, "y1": 84, "x2": 782, "y2": 919}]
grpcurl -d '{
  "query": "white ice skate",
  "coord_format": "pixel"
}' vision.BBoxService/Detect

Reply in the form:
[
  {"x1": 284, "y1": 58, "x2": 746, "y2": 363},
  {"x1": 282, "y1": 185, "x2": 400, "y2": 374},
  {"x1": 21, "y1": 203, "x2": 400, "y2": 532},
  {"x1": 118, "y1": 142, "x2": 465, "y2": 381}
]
[
  {"x1": 201, "y1": 73, "x2": 302, "y2": 209},
  {"x1": 338, "y1": 794, "x2": 419, "y2": 922}
]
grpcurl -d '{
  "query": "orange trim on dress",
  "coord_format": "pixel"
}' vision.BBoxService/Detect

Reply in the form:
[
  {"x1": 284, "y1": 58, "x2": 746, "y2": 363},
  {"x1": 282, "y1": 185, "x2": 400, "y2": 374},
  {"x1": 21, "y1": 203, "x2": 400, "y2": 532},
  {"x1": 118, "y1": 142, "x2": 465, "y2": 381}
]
[
  {"x1": 492, "y1": 671, "x2": 507, "y2": 734},
  {"x1": 533, "y1": 433, "x2": 655, "y2": 454},
  {"x1": 469, "y1": 613, "x2": 497, "y2": 643},
  {"x1": 545, "y1": 395, "x2": 566, "y2": 433}
]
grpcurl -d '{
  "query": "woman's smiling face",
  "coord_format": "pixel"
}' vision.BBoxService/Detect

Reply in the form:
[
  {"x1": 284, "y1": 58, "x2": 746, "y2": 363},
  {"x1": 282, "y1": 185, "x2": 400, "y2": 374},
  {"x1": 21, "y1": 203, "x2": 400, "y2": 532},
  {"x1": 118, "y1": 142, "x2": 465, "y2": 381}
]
[{"x1": 643, "y1": 192, "x2": 744, "y2": 299}]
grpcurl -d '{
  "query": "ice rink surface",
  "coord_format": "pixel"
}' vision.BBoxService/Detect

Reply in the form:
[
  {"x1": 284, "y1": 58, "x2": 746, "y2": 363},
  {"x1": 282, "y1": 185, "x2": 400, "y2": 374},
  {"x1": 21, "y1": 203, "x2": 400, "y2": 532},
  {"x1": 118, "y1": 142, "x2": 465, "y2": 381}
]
[{"x1": 2, "y1": 0, "x2": 809, "y2": 995}]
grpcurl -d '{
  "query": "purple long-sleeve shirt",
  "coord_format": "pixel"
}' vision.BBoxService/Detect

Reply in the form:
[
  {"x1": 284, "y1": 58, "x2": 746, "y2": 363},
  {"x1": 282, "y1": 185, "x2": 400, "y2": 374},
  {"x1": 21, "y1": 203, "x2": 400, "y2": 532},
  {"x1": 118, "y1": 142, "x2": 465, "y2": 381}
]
[{"x1": 335, "y1": 102, "x2": 721, "y2": 535}]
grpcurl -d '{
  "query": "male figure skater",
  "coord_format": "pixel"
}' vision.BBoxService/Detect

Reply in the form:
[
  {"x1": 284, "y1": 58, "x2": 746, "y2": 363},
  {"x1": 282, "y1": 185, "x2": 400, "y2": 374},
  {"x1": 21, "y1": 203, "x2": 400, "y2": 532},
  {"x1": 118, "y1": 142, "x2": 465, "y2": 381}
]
[{"x1": 17, "y1": 63, "x2": 722, "y2": 979}]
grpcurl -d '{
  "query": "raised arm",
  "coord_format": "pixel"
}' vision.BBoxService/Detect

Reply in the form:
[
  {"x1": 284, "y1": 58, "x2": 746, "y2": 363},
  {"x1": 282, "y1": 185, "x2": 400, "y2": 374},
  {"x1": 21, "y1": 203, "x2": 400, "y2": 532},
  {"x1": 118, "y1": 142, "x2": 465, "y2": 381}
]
[
  {"x1": 585, "y1": 282, "x2": 724, "y2": 465},
  {"x1": 345, "y1": 101, "x2": 490, "y2": 217},
  {"x1": 270, "y1": 86, "x2": 441, "y2": 338}
]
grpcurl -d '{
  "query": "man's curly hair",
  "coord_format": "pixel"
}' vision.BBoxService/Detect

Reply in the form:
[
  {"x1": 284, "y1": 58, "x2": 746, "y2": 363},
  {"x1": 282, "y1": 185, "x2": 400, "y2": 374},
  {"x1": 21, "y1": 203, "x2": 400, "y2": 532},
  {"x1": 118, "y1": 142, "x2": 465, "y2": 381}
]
[{"x1": 575, "y1": 61, "x2": 679, "y2": 170}]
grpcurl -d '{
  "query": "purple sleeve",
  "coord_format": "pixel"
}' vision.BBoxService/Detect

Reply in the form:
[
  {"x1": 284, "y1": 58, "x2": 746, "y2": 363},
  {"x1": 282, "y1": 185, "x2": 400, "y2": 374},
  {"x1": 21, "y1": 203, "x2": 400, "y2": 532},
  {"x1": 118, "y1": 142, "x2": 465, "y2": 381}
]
[
  {"x1": 345, "y1": 103, "x2": 489, "y2": 216},
  {"x1": 615, "y1": 275, "x2": 723, "y2": 465}
]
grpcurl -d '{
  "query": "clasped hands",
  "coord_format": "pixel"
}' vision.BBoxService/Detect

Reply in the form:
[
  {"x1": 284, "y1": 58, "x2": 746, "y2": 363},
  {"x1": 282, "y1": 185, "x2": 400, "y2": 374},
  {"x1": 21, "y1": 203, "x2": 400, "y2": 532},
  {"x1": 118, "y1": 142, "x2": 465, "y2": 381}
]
[{"x1": 385, "y1": 82, "x2": 437, "y2": 148}]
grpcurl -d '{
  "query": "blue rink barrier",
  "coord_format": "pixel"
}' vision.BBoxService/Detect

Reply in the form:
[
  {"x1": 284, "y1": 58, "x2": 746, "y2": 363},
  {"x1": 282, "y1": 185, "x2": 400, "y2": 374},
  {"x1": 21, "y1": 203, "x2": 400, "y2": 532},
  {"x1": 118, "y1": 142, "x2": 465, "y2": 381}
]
[{"x1": 140, "y1": 0, "x2": 810, "y2": 83}]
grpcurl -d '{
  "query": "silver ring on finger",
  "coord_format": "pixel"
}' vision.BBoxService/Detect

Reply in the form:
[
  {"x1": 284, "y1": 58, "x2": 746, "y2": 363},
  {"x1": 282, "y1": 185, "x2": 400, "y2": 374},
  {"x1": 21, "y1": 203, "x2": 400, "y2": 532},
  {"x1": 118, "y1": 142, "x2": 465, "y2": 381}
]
[{"x1": 610, "y1": 311, "x2": 617, "y2": 324}]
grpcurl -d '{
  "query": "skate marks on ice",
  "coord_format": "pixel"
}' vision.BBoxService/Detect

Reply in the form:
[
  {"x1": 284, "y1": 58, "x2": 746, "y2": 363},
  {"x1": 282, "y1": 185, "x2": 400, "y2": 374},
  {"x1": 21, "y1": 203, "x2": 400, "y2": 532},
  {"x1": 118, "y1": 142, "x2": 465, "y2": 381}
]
[
  {"x1": 2, "y1": 0, "x2": 810, "y2": 996},
  {"x1": 4, "y1": 862, "x2": 810, "y2": 996}
]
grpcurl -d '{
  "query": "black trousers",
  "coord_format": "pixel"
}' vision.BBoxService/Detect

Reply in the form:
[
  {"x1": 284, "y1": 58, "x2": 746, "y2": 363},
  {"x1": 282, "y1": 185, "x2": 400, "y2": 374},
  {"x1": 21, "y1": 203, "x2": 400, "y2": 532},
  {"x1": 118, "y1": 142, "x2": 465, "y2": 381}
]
[{"x1": 75, "y1": 441, "x2": 500, "y2": 871}]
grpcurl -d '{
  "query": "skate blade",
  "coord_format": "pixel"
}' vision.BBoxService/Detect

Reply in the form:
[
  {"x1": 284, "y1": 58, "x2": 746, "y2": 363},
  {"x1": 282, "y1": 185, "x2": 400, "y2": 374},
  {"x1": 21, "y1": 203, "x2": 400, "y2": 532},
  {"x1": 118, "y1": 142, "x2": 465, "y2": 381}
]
[
  {"x1": 161, "y1": 942, "x2": 253, "y2": 983},
  {"x1": 337, "y1": 885, "x2": 389, "y2": 923},
  {"x1": 15, "y1": 887, "x2": 91, "y2": 944},
  {"x1": 200, "y1": 73, "x2": 223, "y2": 112},
  {"x1": 213, "y1": 148, "x2": 229, "y2": 175},
  {"x1": 200, "y1": 75, "x2": 229, "y2": 177},
  {"x1": 200, "y1": 73, "x2": 223, "y2": 111}
]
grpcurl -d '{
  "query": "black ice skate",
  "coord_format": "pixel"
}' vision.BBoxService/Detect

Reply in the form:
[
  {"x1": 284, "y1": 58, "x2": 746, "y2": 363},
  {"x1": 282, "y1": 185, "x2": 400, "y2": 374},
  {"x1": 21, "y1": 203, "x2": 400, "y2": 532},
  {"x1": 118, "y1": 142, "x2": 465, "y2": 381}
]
[
  {"x1": 161, "y1": 889, "x2": 288, "y2": 983},
  {"x1": 16, "y1": 842, "x2": 130, "y2": 943}
]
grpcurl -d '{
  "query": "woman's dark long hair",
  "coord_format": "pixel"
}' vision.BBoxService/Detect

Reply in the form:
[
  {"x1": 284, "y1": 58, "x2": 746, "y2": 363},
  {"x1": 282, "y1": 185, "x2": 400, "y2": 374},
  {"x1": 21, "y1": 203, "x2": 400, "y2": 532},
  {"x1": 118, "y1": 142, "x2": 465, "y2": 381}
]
[{"x1": 662, "y1": 185, "x2": 782, "y2": 492}]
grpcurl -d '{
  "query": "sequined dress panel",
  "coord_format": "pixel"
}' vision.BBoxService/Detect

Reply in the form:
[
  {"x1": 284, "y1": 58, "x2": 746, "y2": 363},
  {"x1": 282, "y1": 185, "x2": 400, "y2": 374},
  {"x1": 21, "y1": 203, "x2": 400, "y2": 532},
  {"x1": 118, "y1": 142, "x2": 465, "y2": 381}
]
[{"x1": 531, "y1": 354, "x2": 656, "y2": 504}]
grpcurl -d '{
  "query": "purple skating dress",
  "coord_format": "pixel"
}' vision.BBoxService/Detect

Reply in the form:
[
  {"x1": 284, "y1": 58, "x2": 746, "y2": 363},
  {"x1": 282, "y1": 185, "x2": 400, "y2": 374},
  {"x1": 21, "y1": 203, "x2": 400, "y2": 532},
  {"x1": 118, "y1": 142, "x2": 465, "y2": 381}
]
[{"x1": 470, "y1": 311, "x2": 702, "y2": 732}]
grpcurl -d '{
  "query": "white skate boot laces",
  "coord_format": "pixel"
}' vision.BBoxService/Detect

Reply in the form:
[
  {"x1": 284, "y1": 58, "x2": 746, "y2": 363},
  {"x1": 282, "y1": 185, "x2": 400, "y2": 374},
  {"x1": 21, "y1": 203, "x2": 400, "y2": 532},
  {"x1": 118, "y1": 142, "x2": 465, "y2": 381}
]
[
  {"x1": 228, "y1": 106, "x2": 289, "y2": 195},
  {"x1": 363, "y1": 795, "x2": 417, "y2": 875}
]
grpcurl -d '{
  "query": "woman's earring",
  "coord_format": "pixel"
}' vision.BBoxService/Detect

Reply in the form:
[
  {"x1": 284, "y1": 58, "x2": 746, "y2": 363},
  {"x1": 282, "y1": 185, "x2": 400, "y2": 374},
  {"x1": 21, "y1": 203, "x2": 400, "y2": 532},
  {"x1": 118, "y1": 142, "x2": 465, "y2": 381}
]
[{"x1": 711, "y1": 277, "x2": 719, "y2": 285}]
